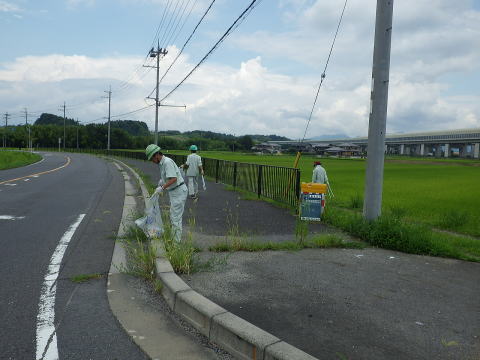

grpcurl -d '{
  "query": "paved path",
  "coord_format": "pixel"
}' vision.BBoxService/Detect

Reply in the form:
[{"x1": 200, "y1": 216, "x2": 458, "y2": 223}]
[{"x1": 123, "y1": 156, "x2": 480, "y2": 360}]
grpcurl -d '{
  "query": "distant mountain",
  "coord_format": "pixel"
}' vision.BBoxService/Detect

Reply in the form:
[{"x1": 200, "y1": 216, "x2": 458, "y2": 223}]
[
  {"x1": 35, "y1": 113, "x2": 77, "y2": 126},
  {"x1": 308, "y1": 134, "x2": 350, "y2": 141},
  {"x1": 110, "y1": 120, "x2": 149, "y2": 136},
  {"x1": 248, "y1": 134, "x2": 291, "y2": 142}
]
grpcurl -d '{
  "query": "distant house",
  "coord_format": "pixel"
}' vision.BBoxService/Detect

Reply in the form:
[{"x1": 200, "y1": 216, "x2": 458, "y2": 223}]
[
  {"x1": 251, "y1": 142, "x2": 281, "y2": 154},
  {"x1": 312, "y1": 143, "x2": 330, "y2": 155},
  {"x1": 286, "y1": 142, "x2": 314, "y2": 153},
  {"x1": 335, "y1": 143, "x2": 362, "y2": 156}
]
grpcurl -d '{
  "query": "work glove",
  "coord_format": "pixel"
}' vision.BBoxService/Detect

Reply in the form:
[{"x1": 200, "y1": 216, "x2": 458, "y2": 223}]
[{"x1": 154, "y1": 186, "x2": 164, "y2": 195}]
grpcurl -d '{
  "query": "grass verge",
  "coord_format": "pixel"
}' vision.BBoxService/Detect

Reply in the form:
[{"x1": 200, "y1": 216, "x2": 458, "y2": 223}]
[
  {"x1": 209, "y1": 234, "x2": 366, "y2": 252},
  {"x1": 117, "y1": 224, "x2": 157, "y2": 281},
  {"x1": 322, "y1": 207, "x2": 480, "y2": 262},
  {"x1": 0, "y1": 150, "x2": 41, "y2": 170}
]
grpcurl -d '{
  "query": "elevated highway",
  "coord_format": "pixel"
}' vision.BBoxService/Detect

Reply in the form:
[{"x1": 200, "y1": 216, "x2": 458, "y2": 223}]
[{"x1": 269, "y1": 128, "x2": 480, "y2": 158}]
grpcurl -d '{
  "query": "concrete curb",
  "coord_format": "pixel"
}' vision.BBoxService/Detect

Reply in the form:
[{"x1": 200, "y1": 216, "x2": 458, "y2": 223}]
[{"x1": 115, "y1": 157, "x2": 319, "y2": 360}]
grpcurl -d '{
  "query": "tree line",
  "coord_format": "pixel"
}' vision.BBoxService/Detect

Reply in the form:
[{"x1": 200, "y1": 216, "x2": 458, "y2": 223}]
[{"x1": 0, "y1": 113, "x2": 289, "y2": 151}]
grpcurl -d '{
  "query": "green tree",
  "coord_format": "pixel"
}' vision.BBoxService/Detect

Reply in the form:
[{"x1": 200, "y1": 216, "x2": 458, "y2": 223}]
[{"x1": 238, "y1": 135, "x2": 253, "y2": 150}]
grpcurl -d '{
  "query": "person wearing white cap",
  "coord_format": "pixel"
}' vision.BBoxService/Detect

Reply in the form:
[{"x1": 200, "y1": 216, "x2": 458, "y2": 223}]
[
  {"x1": 183, "y1": 145, "x2": 204, "y2": 199},
  {"x1": 145, "y1": 144, "x2": 188, "y2": 242}
]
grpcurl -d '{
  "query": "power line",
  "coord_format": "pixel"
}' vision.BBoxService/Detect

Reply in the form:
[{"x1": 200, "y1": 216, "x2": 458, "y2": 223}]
[
  {"x1": 157, "y1": 0, "x2": 216, "y2": 88},
  {"x1": 110, "y1": 104, "x2": 154, "y2": 119},
  {"x1": 162, "y1": 0, "x2": 195, "y2": 49},
  {"x1": 169, "y1": 0, "x2": 198, "y2": 46},
  {"x1": 158, "y1": 0, "x2": 184, "y2": 50},
  {"x1": 149, "y1": 0, "x2": 174, "y2": 52},
  {"x1": 159, "y1": 0, "x2": 263, "y2": 103},
  {"x1": 300, "y1": 0, "x2": 348, "y2": 143}
]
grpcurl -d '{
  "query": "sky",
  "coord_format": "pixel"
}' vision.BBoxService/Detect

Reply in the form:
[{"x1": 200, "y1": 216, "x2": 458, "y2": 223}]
[{"x1": 1, "y1": 0, "x2": 479, "y2": 139}]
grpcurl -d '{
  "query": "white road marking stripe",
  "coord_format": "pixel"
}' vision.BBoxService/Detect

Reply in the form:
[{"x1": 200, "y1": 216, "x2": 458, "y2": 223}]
[
  {"x1": 4, "y1": 183, "x2": 17, "y2": 186},
  {"x1": 0, "y1": 215, "x2": 25, "y2": 220},
  {"x1": 36, "y1": 214, "x2": 86, "y2": 360},
  {"x1": 24, "y1": 157, "x2": 45, "y2": 167}
]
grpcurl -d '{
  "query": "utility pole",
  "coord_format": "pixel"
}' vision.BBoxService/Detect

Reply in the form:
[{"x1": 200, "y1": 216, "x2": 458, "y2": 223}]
[
  {"x1": 24, "y1": 108, "x2": 31, "y2": 151},
  {"x1": 363, "y1": 0, "x2": 394, "y2": 220},
  {"x1": 3, "y1": 112, "x2": 10, "y2": 148},
  {"x1": 76, "y1": 118, "x2": 79, "y2": 149},
  {"x1": 145, "y1": 42, "x2": 168, "y2": 145},
  {"x1": 60, "y1": 102, "x2": 66, "y2": 149},
  {"x1": 104, "y1": 86, "x2": 112, "y2": 150}
]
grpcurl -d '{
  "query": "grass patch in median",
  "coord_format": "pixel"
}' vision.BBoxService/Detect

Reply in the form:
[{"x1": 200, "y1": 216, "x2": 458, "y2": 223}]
[
  {"x1": 70, "y1": 273, "x2": 104, "y2": 283},
  {"x1": 209, "y1": 234, "x2": 366, "y2": 252},
  {"x1": 0, "y1": 150, "x2": 41, "y2": 170}
]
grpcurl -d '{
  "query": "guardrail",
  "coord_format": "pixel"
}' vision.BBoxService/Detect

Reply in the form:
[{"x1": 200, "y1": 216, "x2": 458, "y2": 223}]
[{"x1": 39, "y1": 148, "x2": 301, "y2": 208}]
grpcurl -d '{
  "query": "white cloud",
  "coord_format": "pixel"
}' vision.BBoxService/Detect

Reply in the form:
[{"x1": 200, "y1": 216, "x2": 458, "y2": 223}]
[
  {"x1": 1, "y1": 0, "x2": 479, "y2": 139},
  {"x1": 0, "y1": 0, "x2": 21, "y2": 12},
  {"x1": 66, "y1": 0, "x2": 96, "y2": 9}
]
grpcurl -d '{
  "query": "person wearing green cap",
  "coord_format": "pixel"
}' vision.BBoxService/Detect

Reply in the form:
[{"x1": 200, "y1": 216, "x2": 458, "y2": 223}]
[
  {"x1": 145, "y1": 144, "x2": 187, "y2": 242},
  {"x1": 182, "y1": 144, "x2": 204, "y2": 199}
]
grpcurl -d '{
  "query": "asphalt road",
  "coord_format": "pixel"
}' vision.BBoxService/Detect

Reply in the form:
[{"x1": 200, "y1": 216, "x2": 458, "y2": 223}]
[{"x1": 0, "y1": 152, "x2": 147, "y2": 359}]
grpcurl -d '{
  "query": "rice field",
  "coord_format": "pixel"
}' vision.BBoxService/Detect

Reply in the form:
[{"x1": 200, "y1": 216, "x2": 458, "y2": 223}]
[{"x1": 170, "y1": 150, "x2": 480, "y2": 237}]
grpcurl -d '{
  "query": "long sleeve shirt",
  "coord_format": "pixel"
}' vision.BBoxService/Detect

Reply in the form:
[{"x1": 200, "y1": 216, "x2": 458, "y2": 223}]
[
  {"x1": 312, "y1": 165, "x2": 328, "y2": 184},
  {"x1": 185, "y1": 153, "x2": 202, "y2": 177}
]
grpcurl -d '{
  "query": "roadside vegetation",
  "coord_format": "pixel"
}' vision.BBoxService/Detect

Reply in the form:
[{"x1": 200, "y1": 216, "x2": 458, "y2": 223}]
[
  {"x1": 0, "y1": 150, "x2": 41, "y2": 170},
  {"x1": 209, "y1": 234, "x2": 366, "y2": 252},
  {"x1": 322, "y1": 206, "x2": 480, "y2": 262}
]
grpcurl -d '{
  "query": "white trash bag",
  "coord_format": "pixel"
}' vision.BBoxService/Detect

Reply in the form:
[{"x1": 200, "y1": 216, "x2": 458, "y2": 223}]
[
  {"x1": 135, "y1": 193, "x2": 163, "y2": 238},
  {"x1": 201, "y1": 175, "x2": 207, "y2": 191}
]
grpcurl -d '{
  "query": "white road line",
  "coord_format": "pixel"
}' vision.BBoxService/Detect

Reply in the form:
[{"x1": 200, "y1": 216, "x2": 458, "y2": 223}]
[
  {"x1": 36, "y1": 214, "x2": 86, "y2": 360},
  {"x1": 0, "y1": 215, "x2": 25, "y2": 220},
  {"x1": 24, "y1": 157, "x2": 45, "y2": 167}
]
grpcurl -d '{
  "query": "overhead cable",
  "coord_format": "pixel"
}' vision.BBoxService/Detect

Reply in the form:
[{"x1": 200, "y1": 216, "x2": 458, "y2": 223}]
[
  {"x1": 158, "y1": 0, "x2": 216, "y2": 87},
  {"x1": 162, "y1": 0, "x2": 194, "y2": 48},
  {"x1": 159, "y1": 0, "x2": 263, "y2": 103},
  {"x1": 300, "y1": 0, "x2": 348, "y2": 143}
]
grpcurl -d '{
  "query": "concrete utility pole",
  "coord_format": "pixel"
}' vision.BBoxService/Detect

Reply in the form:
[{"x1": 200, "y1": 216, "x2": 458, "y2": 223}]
[
  {"x1": 105, "y1": 86, "x2": 112, "y2": 150},
  {"x1": 24, "y1": 108, "x2": 32, "y2": 150},
  {"x1": 363, "y1": 0, "x2": 394, "y2": 221},
  {"x1": 61, "y1": 102, "x2": 66, "y2": 149},
  {"x1": 146, "y1": 43, "x2": 168, "y2": 145},
  {"x1": 3, "y1": 112, "x2": 10, "y2": 148},
  {"x1": 76, "y1": 118, "x2": 79, "y2": 149}
]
